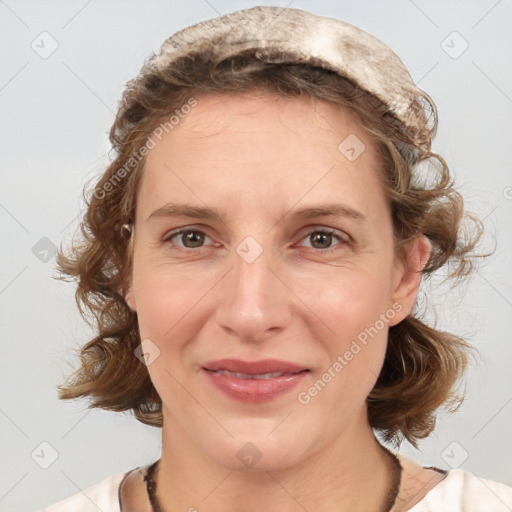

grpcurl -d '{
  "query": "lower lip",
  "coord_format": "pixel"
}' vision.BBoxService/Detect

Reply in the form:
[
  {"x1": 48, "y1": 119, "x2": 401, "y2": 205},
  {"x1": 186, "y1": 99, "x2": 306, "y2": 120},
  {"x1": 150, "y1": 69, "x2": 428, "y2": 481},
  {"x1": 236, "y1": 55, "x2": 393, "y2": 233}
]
[{"x1": 203, "y1": 369, "x2": 309, "y2": 403}]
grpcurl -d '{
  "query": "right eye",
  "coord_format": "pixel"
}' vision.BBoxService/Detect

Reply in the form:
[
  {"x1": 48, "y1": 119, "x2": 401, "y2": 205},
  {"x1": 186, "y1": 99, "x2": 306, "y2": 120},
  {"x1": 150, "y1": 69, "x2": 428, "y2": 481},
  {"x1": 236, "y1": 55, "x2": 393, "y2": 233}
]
[{"x1": 163, "y1": 228, "x2": 219, "y2": 250}]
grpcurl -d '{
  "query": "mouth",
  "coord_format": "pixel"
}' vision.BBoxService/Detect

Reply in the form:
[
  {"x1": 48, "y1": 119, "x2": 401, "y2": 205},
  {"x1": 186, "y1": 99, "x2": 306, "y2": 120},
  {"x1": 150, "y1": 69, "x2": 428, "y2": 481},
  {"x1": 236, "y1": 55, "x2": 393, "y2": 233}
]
[
  {"x1": 203, "y1": 358, "x2": 309, "y2": 374},
  {"x1": 207, "y1": 369, "x2": 300, "y2": 379},
  {"x1": 202, "y1": 359, "x2": 310, "y2": 403}
]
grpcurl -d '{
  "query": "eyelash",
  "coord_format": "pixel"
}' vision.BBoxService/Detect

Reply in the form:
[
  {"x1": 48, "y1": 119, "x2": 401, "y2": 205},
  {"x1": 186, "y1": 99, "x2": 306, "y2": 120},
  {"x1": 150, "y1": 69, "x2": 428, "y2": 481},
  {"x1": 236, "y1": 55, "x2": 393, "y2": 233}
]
[{"x1": 162, "y1": 227, "x2": 350, "y2": 254}]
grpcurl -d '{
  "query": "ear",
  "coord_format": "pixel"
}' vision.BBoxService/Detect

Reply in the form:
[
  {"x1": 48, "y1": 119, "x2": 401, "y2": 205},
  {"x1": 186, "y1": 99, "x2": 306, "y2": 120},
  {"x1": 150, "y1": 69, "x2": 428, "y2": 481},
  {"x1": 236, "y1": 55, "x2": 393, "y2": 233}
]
[
  {"x1": 123, "y1": 224, "x2": 137, "y2": 311},
  {"x1": 388, "y1": 235, "x2": 431, "y2": 326},
  {"x1": 125, "y1": 277, "x2": 137, "y2": 312}
]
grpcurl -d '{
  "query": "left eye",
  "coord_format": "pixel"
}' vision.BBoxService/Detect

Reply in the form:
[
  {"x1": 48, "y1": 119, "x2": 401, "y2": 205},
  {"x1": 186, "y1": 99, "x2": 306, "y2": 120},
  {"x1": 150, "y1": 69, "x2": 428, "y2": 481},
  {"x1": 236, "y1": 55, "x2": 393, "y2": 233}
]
[{"x1": 297, "y1": 230, "x2": 346, "y2": 251}]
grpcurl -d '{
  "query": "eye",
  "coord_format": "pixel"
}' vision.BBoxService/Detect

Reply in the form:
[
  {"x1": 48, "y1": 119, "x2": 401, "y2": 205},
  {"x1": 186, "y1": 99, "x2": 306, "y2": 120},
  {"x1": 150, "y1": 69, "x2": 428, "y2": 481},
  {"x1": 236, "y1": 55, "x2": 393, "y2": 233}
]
[
  {"x1": 162, "y1": 226, "x2": 349, "y2": 254},
  {"x1": 296, "y1": 228, "x2": 349, "y2": 253},
  {"x1": 163, "y1": 228, "x2": 215, "y2": 249}
]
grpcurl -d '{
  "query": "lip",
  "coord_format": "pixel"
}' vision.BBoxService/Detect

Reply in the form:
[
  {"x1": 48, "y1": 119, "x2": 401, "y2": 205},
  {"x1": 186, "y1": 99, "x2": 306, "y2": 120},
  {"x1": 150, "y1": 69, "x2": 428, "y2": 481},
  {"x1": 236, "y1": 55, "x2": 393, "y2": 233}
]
[
  {"x1": 202, "y1": 359, "x2": 309, "y2": 403},
  {"x1": 203, "y1": 358, "x2": 308, "y2": 374}
]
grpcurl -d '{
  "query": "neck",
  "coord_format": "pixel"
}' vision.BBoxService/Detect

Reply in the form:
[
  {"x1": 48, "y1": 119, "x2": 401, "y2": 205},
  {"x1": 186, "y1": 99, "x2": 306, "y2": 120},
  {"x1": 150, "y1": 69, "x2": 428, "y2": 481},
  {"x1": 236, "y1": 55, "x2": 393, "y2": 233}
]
[{"x1": 154, "y1": 407, "x2": 399, "y2": 512}]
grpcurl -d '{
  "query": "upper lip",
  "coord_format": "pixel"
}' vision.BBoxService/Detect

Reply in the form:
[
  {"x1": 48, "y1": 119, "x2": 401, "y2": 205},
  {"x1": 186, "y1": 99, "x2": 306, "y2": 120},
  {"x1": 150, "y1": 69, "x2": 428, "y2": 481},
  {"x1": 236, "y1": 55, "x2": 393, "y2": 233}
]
[{"x1": 203, "y1": 359, "x2": 309, "y2": 374}]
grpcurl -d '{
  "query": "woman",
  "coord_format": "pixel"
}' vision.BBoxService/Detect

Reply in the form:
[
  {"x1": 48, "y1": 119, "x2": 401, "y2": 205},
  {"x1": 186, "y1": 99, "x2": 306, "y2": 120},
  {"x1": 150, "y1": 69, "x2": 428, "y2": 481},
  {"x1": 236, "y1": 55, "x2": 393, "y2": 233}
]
[{"x1": 44, "y1": 6, "x2": 512, "y2": 512}]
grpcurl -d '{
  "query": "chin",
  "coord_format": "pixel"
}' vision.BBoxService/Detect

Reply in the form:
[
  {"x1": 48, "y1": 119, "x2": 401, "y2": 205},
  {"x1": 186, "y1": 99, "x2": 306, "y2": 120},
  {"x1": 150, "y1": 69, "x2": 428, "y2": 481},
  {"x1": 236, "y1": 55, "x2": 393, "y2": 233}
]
[
  {"x1": 213, "y1": 442, "x2": 308, "y2": 473},
  {"x1": 198, "y1": 418, "x2": 316, "y2": 473}
]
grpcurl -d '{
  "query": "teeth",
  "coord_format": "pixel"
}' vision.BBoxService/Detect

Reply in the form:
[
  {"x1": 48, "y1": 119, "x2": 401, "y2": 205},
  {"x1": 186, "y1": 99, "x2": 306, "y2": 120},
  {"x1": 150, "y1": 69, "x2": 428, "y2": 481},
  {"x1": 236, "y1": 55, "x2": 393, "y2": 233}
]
[{"x1": 214, "y1": 370, "x2": 286, "y2": 379}]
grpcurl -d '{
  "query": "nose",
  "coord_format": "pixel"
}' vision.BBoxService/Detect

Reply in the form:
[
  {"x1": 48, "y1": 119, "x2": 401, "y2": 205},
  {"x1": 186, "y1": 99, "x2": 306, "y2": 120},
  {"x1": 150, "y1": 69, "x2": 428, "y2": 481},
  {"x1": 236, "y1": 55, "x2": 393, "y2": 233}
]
[{"x1": 214, "y1": 245, "x2": 293, "y2": 343}]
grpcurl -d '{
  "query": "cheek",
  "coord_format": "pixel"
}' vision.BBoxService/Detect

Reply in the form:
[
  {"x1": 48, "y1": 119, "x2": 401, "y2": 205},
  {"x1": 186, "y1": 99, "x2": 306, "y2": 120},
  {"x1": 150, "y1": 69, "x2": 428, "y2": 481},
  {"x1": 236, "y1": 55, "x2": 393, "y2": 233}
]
[
  {"x1": 298, "y1": 263, "x2": 395, "y2": 341},
  {"x1": 131, "y1": 261, "x2": 214, "y2": 401},
  {"x1": 131, "y1": 250, "x2": 216, "y2": 336},
  {"x1": 293, "y1": 266, "x2": 394, "y2": 402},
  {"x1": 296, "y1": 277, "x2": 391, "y2": 421},
  {"x1": 130, "y1": 254, "x2": 226, "y2": 397}
]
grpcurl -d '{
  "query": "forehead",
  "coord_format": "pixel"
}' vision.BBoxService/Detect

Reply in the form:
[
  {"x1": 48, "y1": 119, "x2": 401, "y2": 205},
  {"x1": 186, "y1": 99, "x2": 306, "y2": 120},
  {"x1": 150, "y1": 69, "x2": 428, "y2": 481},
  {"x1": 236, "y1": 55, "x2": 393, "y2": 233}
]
[
  {"x1": 157, "y1": 91, "x2": 372, "y2": 150},
  {"x1": 138, "y1": 91, "x2": 386, "y2": 222}
]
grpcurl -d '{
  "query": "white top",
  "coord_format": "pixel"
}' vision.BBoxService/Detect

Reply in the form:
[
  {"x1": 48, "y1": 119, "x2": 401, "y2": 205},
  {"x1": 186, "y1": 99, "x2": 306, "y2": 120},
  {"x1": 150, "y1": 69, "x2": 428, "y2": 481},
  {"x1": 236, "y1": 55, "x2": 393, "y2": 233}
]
[{"x1": 42, "y1": 467, "x2": 512, "y2": 512}]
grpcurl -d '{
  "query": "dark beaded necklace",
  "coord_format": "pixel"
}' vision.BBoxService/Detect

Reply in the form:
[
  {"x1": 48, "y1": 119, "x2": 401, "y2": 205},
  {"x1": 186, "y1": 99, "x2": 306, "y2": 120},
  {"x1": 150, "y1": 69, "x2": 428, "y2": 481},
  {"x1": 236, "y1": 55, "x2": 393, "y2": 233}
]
[
  {"x1": 144, "y1": 460, "x2": 162, "y2": 512},
  {"x1": 144, "y1": 446, "x2": 402, "y2": 512}
]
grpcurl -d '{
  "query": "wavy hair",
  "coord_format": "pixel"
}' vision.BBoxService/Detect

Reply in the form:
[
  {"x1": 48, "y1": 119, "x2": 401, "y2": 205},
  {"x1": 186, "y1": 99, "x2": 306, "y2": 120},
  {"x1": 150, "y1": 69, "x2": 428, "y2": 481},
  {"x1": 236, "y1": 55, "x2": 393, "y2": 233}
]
[{"x1": 57, "y1": 50, "x2": 483, "y2": 446}]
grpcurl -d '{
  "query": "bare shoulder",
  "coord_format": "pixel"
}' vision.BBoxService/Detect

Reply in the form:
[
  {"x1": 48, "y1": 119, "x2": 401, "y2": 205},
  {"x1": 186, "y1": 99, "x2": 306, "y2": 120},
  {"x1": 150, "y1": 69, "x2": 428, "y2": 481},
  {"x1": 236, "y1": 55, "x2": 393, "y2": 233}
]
[
  {"x1": 393, "y1": 457, "x2": 512, "y2": 511},
  {"x1": 43, "y1": 471, "x2": 128, "y2": 512}
]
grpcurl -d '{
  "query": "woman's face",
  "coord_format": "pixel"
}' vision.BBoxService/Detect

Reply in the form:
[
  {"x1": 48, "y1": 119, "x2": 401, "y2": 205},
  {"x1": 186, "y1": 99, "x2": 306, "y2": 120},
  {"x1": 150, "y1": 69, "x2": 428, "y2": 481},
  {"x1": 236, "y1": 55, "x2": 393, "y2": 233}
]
[{"x1": 126, "y1": 92, "x2": 422, "y2": 470}]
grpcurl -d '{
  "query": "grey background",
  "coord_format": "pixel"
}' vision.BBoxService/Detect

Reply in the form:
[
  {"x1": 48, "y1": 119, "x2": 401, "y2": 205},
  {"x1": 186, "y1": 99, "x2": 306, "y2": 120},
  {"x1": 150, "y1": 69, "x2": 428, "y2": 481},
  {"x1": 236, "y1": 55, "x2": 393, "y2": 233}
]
[{"x1": 0, "y1": 1, "x2": 511, "y2": 511}]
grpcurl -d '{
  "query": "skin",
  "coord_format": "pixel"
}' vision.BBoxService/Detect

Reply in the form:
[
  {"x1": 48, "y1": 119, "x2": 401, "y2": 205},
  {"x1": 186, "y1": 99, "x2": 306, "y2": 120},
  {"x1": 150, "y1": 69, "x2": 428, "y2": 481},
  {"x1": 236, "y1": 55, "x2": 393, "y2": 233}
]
[{"x1": 123, "y1": 91, "x2": 441, "y2": 511}]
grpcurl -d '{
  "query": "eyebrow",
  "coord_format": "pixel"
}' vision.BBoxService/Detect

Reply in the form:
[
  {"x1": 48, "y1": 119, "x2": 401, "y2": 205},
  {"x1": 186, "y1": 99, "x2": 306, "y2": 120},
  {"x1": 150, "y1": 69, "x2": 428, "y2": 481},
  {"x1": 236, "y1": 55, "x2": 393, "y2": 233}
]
[
  {"x1": 290, "y1": 204, "x2": 366, "y2": 223},
  {"x1": 146, "y1": 202, "x2": 367, "y2": 224},
  {"x1": 147, "y1": 203, "x2": 224, "y2": 223}
]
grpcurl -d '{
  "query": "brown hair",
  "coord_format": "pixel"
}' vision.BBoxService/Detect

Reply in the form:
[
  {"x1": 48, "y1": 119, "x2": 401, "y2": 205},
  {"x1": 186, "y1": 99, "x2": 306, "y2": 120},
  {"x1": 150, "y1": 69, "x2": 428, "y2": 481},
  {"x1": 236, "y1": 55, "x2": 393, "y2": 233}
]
[{"x1": 57, "y1": 50, "x2": 483, "y2": 446}]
